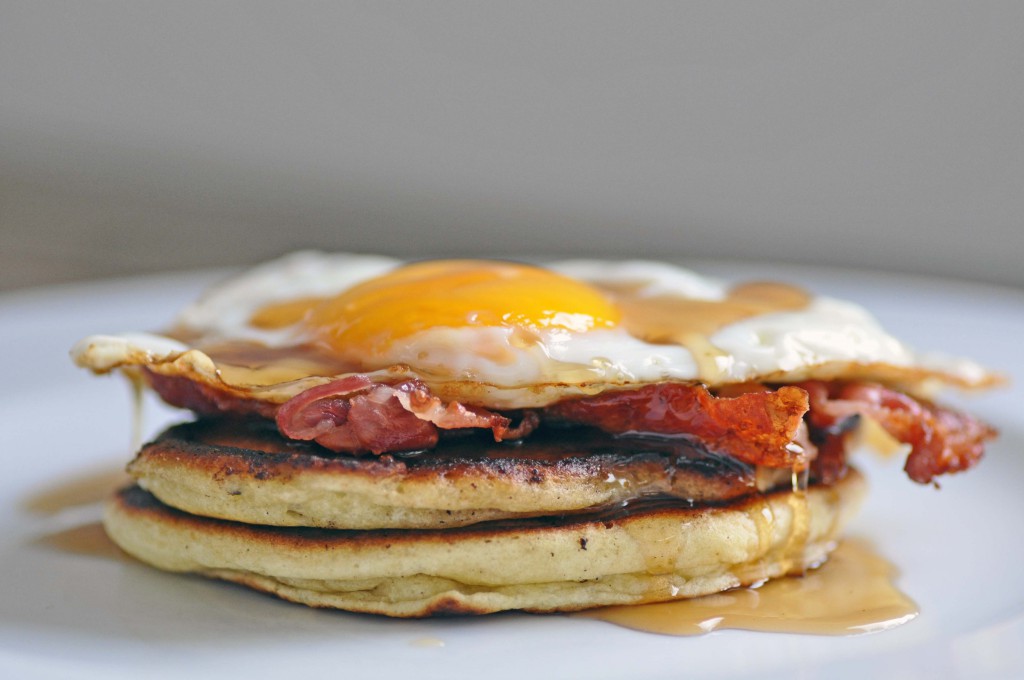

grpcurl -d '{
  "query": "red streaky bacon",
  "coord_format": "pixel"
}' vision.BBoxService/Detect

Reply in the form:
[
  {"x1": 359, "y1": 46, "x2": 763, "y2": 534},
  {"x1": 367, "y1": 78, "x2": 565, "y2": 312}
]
[
  {"x1": 545, "y1": 383, "x2": 811, "y2": 469},
  {"x1": 800, "y1": 380, "x2": 995, "y2": 484},
  {"x1": 275, "y1": 377, "x2": 537, "y2": 454},
  {"x1": 146, "y1": 368, "x2": 994, "y2": 483}
]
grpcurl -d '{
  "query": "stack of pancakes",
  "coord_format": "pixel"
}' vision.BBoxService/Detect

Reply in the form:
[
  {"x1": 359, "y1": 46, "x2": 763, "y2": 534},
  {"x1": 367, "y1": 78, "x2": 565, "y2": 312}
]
[{"x1": 105, "y1": 418, "x2": 864, "y2": 616}]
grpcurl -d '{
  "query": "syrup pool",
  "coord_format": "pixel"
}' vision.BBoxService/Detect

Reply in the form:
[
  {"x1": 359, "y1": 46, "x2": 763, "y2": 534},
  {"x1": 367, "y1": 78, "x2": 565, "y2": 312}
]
[{"x1": 576, "y1": 538, "x2": 917, "y2": 636}]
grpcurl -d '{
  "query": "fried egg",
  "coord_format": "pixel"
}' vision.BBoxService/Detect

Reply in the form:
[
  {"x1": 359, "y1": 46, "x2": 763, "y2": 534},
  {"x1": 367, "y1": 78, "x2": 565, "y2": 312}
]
[{"x1": 71, "y1": 252, "x2": 997, "y2": 409}]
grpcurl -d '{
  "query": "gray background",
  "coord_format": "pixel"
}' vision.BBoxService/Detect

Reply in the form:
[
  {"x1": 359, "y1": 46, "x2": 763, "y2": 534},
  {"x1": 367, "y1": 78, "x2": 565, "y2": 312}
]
[{"x1": 2, "y1": 2, "x2": 1022, "y2": 291}]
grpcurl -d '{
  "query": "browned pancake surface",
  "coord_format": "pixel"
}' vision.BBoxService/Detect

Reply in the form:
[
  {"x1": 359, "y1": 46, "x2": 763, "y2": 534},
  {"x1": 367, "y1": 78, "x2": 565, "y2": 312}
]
[{"x1": 129, "y1": 419, "x2": 794, "y2": 529}]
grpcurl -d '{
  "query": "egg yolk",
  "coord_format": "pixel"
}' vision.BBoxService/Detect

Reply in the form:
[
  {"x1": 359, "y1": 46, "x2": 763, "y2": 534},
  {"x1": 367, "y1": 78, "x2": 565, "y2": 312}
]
[{"x1": 252, "y1": 260, "x2": 621, "y2": 357}]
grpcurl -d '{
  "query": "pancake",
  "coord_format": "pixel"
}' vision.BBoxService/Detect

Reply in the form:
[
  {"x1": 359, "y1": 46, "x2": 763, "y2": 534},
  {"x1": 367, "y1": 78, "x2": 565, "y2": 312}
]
[
  {"x1": 127, "y1": 419, "x2": 794, "y2": 530},
  {"x1": 104, "y1": 470, "x2": 865, "y2": 617}
]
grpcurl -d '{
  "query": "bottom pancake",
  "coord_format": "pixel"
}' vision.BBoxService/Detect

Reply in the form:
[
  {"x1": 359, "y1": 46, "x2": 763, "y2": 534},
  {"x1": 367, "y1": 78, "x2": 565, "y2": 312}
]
[{"x1": 103, "y1": 470, "x2": 865, "y2": 617}]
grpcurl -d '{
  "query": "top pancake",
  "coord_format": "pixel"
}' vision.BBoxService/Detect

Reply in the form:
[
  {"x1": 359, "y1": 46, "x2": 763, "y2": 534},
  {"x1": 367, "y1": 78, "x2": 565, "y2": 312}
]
[{"x1": 128, "y1": 419, "x2": 793, "y2": 530}]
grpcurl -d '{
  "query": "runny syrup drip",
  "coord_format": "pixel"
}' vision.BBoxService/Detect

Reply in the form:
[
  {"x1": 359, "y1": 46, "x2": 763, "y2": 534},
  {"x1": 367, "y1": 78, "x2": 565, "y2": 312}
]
[
  {"x1": 782, "y1": 465, "x2": 811, "y2": 576},
  {"x1": 576, "y1": 538, "x2": 918, "y2": 636},
  {"x1": 129, "y1": 370, "x2": 146, "y2": 453}
]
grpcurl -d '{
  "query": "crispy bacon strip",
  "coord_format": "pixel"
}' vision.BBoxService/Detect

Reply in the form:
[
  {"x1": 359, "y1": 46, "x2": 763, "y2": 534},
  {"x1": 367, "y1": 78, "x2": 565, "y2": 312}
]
[
  {"x1": 544, "y1": 383, "x2": 812, "y2": 469},
  {"x1": 800, "y1": 381, "x2": 996, "y2": 484},
  {"x1": 275, "y1": 377, "x2": 538, "y2": 454}
]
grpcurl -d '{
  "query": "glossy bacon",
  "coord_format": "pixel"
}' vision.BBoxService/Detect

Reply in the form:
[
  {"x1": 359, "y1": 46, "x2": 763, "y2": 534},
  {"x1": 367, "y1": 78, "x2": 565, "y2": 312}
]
[
  {"x1": 278, "y1": 380, "x2": 813, "y2": 467},
  {"x1": 148, "y1": 368, "x2": 993, "y2": 483},
  {"x1": 801, "y1": 381, "x2": 995, "y2": 484},
  {"x1": 275, "y1": 377, "x2": 538, "y2": 454},
  {"x1": 545, "y1": 383, "x2": 812, "y2": 469},
  {"x1": 145, "y1": 371, "x2": 278, "y2": 419}
]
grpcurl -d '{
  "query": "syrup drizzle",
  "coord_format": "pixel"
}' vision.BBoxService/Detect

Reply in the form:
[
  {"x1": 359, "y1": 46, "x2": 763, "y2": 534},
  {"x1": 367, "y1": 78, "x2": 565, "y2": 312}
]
[
  {"x1": 129, "y1": 371, "x2": 146, "y2": 453},
  {"x1": 604, "y1": 280, "x2": 811, "y2": 382},
  {"x1": 576, "y1": 538, "x2": 918, "y2": 636},
  {"x1": 782, "y1": 465, "x2": 811, "y2": 576}
]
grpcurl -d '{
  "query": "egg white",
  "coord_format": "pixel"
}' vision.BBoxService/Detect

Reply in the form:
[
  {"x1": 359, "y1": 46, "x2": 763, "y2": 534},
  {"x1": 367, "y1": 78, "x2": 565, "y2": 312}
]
[{"x1": 172, "y1": 251, "x2": 401, "y2": 343}]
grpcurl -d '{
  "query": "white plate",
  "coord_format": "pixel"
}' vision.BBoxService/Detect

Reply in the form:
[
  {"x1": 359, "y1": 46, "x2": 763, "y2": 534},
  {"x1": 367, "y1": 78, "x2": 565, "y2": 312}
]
[{"x1": 1, "y1": 262, "x2": 1021, "y2": 680}]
